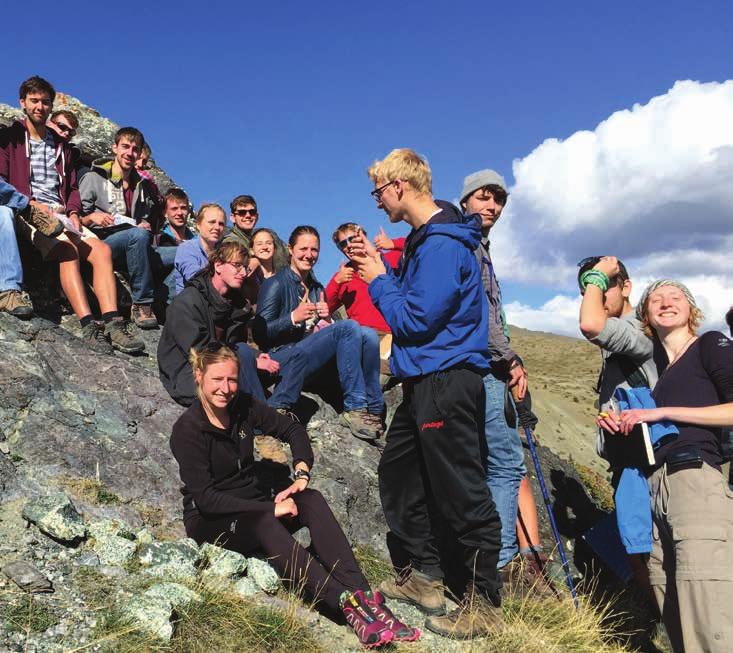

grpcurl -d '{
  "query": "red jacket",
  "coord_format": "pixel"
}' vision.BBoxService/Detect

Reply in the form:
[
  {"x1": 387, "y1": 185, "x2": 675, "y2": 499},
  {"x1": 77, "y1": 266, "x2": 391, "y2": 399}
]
[
  {"x1": 0, "y1": 120, "x2": 82, "y2": 215},
  {"x1": 325, "y1": 249, "x2": 401, "y2": 332}
]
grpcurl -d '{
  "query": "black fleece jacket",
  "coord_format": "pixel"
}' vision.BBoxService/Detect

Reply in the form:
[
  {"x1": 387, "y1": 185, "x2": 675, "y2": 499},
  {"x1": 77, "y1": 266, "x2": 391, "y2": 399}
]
[
  {"x1": 170, "y1": 394, "x2": 314, "y2": 522},
  {"x1": 158, "y1": 270, "x2": 251, "y2": 406}
]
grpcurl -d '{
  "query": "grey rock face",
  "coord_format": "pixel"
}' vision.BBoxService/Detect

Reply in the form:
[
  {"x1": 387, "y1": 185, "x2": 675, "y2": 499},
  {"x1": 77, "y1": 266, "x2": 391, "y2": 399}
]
[
  {"x1": 246, "y1": 557, "x2": 280, "y2": 594},
  {"x1": 21, "y1": 493, "x2": 86, "y2": 543},
  {"x1": 2, "y1": 560, "x2": 53, "y2": 593},
  {"x1": 0, "y1": 314, "x2": 187, "y2": 535}
]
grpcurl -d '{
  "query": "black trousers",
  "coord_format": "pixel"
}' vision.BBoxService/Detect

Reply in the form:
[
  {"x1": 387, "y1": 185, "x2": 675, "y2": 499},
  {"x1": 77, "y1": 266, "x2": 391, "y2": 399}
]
[
  {"x1": 186, "y1": 489, "x2": 369, "y2": 611},
  {"x1": 378, "y1": 367, "x2": 502, "y2": 603}
]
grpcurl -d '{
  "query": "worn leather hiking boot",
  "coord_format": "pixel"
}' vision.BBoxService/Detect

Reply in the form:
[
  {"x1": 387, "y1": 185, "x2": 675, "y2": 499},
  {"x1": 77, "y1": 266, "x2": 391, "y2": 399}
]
[
  {"x1": 254, "y1": 435, "x2": 288, "y2": 464},
  {"x1": 340, "y1": 589, "x2": 394, "y2": 649},
  {"x1": 363, "y1": 412, "x2": 385, "y2": 437},
  {"x1": 425, "y1": 591, "x2": 505, "y2": 639},
  {"x1": 0, "y1": 289, "x2": 34, "y2": 318},
  {"x1": 131, "y1": 303, "x2": 158, "y2": 329},
  {"x1": 340, "y1": 409, "x2": 380, "y2": 440},
  {"x1": 18, "y1": 204, "x2": 64, "y2": 238},
  {"x1": 105, "y1": 318, "x2": 145, "y2": 354},
  {"x1": 378, "y1": 568, "x2": 446, "y2": 616},
  {"x1": 80, "y1": 321, "x2": 114, "y2": 355},
  {"x1": 499, "y1": 552, "x2": 559, "y2": 600}
]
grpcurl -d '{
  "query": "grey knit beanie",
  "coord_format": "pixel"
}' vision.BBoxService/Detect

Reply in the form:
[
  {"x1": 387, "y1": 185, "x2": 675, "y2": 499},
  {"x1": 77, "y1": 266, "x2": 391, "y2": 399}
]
[
  {"x1": 460, "y1": 169, "x2": 508, "y2": 204},
  {"x1": 636, "y1": 279, "x2": 699, "y2": 321}
]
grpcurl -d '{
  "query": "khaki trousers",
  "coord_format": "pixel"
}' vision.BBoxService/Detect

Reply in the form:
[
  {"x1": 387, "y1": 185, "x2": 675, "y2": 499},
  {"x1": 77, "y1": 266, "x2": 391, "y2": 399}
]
[{"x1": 648, "y1": 462, "x2": 733, "y2": 652}]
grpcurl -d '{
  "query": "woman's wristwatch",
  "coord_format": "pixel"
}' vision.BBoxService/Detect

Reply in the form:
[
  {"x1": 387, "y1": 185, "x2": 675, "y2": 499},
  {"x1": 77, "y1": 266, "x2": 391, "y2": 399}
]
[{"x1": 294, "y1": 469, "x2": 311, "y2": 483}]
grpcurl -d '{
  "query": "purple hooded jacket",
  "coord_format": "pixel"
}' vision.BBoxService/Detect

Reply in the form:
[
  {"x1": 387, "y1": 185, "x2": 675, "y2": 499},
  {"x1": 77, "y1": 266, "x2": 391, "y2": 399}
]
[{"x1": 0, "y1": 119, "x2": 82, "y2": 215}]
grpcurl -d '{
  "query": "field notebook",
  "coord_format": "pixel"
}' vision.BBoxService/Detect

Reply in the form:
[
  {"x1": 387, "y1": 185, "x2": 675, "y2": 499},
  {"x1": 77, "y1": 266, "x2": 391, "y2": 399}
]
[{"x1": 604, "y1": 422, "x2": 666, "y2": 468}]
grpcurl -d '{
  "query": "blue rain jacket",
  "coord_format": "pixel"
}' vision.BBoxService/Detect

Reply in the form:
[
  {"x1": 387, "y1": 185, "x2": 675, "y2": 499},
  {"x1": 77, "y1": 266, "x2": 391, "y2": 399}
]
[
  {"x1": 613, "y1": 387, "x2": 678, "y2": 553},
  {"x1": 368, "y1": 206, "x2": 490, "y2": 379}
]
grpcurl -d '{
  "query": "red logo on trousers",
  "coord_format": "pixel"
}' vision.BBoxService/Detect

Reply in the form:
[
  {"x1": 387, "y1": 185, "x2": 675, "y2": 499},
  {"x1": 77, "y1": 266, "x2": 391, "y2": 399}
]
[{"x1": 420, "y1": 420, "x2": 444, "y2": 431}]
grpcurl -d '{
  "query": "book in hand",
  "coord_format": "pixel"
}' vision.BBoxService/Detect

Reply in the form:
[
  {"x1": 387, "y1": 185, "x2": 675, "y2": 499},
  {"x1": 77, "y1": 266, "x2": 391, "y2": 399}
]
[
  {"x1": 57, "y1": 214, "x2": 83, "y2": 237},
  {"x1": 604, "y1": 422, "x2": 658, "y2": 468}
]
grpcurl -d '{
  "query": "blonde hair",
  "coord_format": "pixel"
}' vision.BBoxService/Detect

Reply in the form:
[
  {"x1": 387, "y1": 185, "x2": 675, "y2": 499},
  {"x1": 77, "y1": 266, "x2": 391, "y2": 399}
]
[
  {"x1": 637, "y1": 280, "x2": 704, "y2": 337},
  {"x1": 367, "y1": 148, "x2": 432, "y2": 195},
  {"x1": 189, "y1": 344, "x2": 240, "y2": 402},
  {"x1": 195, "y1": 202, "x2": 226, "y2": 225}
]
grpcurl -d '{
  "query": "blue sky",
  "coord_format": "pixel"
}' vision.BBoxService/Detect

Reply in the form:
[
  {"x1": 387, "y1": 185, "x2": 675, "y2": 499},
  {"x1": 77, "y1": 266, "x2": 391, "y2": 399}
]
[{"x1": 2, "y1": 0, "x2": 731, "y2": 326}]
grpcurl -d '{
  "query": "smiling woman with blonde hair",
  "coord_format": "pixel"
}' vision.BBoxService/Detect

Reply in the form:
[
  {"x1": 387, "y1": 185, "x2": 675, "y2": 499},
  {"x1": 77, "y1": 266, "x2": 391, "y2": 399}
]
[
  {"x1": 606, "y1": 279, "x2": 733, "y2": 652},
  {"x1": 169, "y1": 342, "x2": 418, "y2": 648}
]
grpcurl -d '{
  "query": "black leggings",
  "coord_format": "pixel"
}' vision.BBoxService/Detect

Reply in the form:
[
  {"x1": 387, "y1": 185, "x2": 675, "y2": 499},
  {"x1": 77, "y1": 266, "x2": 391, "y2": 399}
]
[{"x1": 186, "y1": 489, "x2": 369, "y2": 611}]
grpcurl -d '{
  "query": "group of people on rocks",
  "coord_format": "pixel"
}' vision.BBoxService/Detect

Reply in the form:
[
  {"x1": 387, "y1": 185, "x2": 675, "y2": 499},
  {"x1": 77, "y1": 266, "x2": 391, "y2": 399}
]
[{"x1": 3, "y1": 75, "x2": 731, "y2": 651}]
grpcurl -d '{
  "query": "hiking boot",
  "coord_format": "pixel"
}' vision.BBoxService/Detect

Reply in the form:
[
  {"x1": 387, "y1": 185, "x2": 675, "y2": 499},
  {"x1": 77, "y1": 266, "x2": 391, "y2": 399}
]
[
  {"x1": 340, "y1": 589, "x2": 394, "y2": 649},
  {"x1": 363, "y1": 412, "x2": 385, "y2": 437},
  {"x1": 105, "y1": 318, "x2": 145, "y2": 354},
  {"x1": 0, "y1": 289, "x2": 34, "y2": 319},
  {"x1": 79, "y1": 321, "x2": 114, "y2": 355},
  {"x1": 378, "y1": 568, "x2": 446, "y2": 616},
  {"x1": 499, "y1": 552, "x2": 559, "y2": 600},
  {"x1": 18, "y1": 204, "x2": 64, "y2": 238},
  {"x1": 365, "y1": 590, "x2": 421, "y2": 642},
  {"x1": 131, "y1": 303, "x2": 158, "y2": 329},
  {"x1": 275, "y1": 408, "x2": 300, "y2": 423},
  {"x1": 254, "y1": 435, "x2": 288, "y2": 464},
  {"x1": 425, "y1": 591, "x2": 505, "y2": 639},
  {"x1": 340, "y1": 409, "x2": 380, "y2": 440}
]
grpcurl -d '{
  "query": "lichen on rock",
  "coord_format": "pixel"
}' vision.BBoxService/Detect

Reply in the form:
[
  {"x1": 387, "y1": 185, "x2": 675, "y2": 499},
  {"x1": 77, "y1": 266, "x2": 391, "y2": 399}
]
[{"x1": 22, "y1": 492, "x2": 86, "y2": 543}]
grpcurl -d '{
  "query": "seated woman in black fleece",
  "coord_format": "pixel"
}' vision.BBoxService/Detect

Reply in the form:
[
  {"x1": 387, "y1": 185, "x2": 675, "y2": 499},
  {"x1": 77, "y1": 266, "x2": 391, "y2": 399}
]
[
  {"x1": 168, "y1": 343, "x2": 419, "y2": 648},
  {"x1": 604, "y1": 280, "x2": 733, "y2": 653}
]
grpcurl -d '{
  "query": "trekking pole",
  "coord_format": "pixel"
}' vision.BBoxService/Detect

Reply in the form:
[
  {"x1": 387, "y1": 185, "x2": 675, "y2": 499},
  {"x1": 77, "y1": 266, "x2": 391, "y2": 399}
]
[{"x1": 512, "y1": 387, "x2": 579, "y2": 608}]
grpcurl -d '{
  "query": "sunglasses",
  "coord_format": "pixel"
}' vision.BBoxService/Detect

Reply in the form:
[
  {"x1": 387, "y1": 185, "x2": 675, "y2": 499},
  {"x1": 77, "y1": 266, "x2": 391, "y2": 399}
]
[
  {"x1": 54, "y1": 122, "x2": 76, "y2": 137},
  {"x1": 337, "y1": 235, "x2": 357, "y2": 250},
  {"x1": 370, "y1": 180, "x2": 396, "y2": 201},
  {"x1": 233, "y1": 208, "x2": 258, "y2": 217}
]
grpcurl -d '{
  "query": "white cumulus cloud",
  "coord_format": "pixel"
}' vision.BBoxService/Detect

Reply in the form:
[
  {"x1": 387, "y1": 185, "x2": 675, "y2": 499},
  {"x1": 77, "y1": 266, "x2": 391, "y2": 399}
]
[{"x1": 492, "y1": 79, "x2": 733, "y2": 336}]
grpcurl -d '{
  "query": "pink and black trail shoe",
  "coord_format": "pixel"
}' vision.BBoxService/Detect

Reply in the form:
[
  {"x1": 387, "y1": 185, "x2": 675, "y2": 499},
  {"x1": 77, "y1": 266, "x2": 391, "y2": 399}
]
[
  {"x1": 340, "y1": 589, "x2": 394, "y2": 649},
  {"x1": 366, "y1": 590, "x2": 421, "y2": 642}
]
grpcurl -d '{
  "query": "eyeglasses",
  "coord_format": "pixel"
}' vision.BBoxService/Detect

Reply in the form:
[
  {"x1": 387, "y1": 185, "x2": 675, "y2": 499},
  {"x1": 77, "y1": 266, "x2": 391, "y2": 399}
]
[
  {"x1": 225, "y1": 260, "x2": 247, "y2": 272},
  {"x1": 337, "y1": 235, "x2": 357, "y2": 250},
  {"x1": 54, "y1": 122, "x2": 76, "y2": 137},
  {"x1": 233, "y1": 208, "x2": 258, "y2": 217},
  {"x1": 370, "y1": 180, "x2": 396, "y2": 201}
]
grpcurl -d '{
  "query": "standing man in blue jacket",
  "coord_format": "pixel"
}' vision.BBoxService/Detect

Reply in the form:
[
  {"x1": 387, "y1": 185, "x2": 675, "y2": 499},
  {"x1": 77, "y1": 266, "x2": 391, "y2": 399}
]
[{"x1": 352, "y1": 148, "x2": 503, "y2": 639}]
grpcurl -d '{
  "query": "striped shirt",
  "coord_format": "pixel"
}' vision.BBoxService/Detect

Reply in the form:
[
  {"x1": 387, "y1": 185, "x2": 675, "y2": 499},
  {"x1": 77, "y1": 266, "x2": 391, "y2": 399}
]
[{"x1": 29, "y1": 131, "x2": 62, "y2": 207}]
